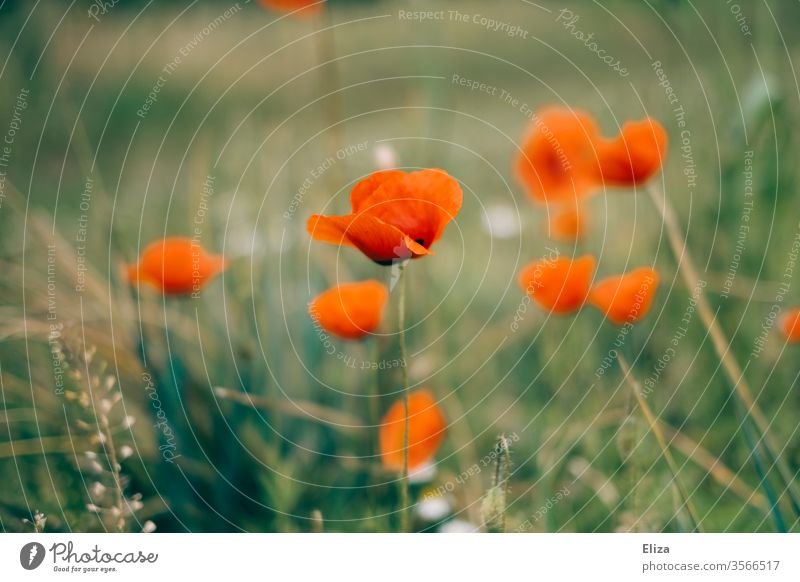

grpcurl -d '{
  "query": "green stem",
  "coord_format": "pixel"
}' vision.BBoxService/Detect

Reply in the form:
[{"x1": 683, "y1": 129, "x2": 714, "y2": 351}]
[
  {"x1": 313, "y1": 7, "x2": 346, "y2": 188},
  {"x1": 397, "y1": 260, "x2": 411, "y2": 532},
  {"x1": 618, "y1": 354, "x2": 702, "y2": 532},
  {"x1": 647, "y1": 183, "x2": 800, "y2": 519},
  {"x1": 369, "y1": 338, "x2": 381, "y2": 433}
]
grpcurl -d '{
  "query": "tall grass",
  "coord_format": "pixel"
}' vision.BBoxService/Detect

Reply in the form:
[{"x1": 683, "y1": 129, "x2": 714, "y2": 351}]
[{"x1": 1, "y1": 0, "x2": 799, "y2": 533}]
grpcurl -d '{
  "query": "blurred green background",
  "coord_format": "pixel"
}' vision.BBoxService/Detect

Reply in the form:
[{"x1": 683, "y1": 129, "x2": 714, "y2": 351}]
[{"x1": 1, "y1": 0, "x2": 800, "y2": 532}]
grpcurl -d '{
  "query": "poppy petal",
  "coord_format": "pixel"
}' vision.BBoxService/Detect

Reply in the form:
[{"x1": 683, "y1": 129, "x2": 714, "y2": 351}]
[
  {"x1": 780, "y1": 308, "x2": 800, "y2": 343},
  {"x1": 257, "y1": 0, "x2": 324, "y2": 16},
  {"x1": 515, "y1": 107, "x2": 602, "y2": 204},
  {"x1": 308, "y1": 280, "x2": 389, "y2": 340},
  {"x1": 549, "y1": 203, "x2": 587, "y2": 241},
  {"x1": 517, "y1": 255, "x2": 595, "y2": 314},
  {"x1": 598, "y1": 118, "x2": 668, "y2": 186},
  {"x1": 350, "y1": 170, "x2": 406, "y2": 212},
  {"x1": 307, "y1": 213, "x2": 431, "y2": 264},
  {"x1": 352, "y1": 169, "x2": 463, "y2": 249},
  {"x1": 379, "y1": 390, "x2": 446, "y2": 472},
  {"x1": 127, "y1": 237, "x2": 226, "y2": 295},
  {"x1": 588, "y1": 267, "x2": 660, "y2": 325}
]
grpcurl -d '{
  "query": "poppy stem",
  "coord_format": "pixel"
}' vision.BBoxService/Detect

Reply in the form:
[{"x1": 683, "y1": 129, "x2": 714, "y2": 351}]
[
  {"x1": 397, "y1": 259, "x2": 411, "y2": 532},
  {"x1": 618, "y1": 353, "x2": 702, "y2": 532},
  {"x1": 369, "y1": 338, "x2": 382, "y2": 432},
  {"x1": 647, "y1": 183, "x2": 800, "y2": 518}
]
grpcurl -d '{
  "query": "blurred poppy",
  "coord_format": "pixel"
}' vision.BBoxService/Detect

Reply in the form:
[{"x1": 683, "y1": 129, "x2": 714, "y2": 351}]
[
  {"x1": 549, "y1": 203, "x2": 587, "y2": 241},
  {"x1": 257, "y1": 0, "x2": 324, "y2": 16},
  {"x1": 780, "y1": 308, "x2": 800, "y2": 343},
  {"x1": 308, "y1": 280, "x2": 389, "y2": 340},
  {"x1": 126, "y1": 237, "x2": 226, "y2": 296},
  {"x1": 307, "y1": 169, "x2": 463, "y2": 264},
  {"x1": 515, "y1": 107, "x2": 601, "y2": 205},
  {"x1": 588, "y1": 267, "x2": 660, "y2": 325},
  {"x1": 517, "y1": 255, "x2": 595, "y2": 314},
  {"x1": 597, "y1": 118, "x2": 668, "y2": 186},
  {"x1": 380, "y1": 390, "x2": 446, "y2": 472}
]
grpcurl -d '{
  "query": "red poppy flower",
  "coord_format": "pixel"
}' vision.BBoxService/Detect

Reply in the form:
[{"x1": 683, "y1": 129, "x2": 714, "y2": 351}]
[
  {"x1": 517, "y1": 255, "x2": 595, "y2": 314},
  {"x1": 308, "y1": 280, "x2": 389, "y2": 340},
  {"x1": 380, "y1": 390, "x2": 446, "y2": 472},
  {"x1": 515, "y1": 107, "x2": 601, "y2": 205},
  {"x1": 588, "y1": 267, "x2": 660, "y2": 325},
  {"x1": 126, "y1": 237, "x2": 226, "y2": 296},
  {"x1": 780, "y1": 308, "x2": 800, "y2": 343},
  {"x1": 597, "y1": 118, "x2": 668, "y2": 186},
  {"x1": 307, "y1": 169, "x2": 463, "y2": 265},
  {"x1": 549, "y1": 203, "x2": 587, "y2": 241},
  {"x1": 257, "y1": 0, "x2": 324, "y2": 16}
]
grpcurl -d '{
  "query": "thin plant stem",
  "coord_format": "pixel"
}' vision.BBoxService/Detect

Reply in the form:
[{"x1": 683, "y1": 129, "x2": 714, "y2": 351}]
[
  {"x1": 98, "y1": 411, "x2": 126, "y2": 533},
  {"x1": 369, "y1": 338, "x2": 382, "y2": 433},
  {"x1": 647, "y1": 183, "x2": 800, "y2": 515},
  {"x1": 618, "y1": 354, "x2": 702, "y2": 532},
  {"x1": 737, "y1": 398, "x2": 788, "y2": 532},
  {"x1": 397, "y1": 260, "x2": 411, "y2": 532},
  {"x1": 313, "y1": 7, "x2": 346, "y2": 187},
  {"x1": 214, "y1": 387, "x2": 362, "y2": 429},
  {"x1": 621, "y1": 378, "x2": 642, "y2": 531},
  {"x1": 658, "y1": 421, "x2": 769, "y2": 511}
]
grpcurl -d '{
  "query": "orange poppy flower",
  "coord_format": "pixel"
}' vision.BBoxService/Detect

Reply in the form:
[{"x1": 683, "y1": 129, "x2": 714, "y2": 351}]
[
  {"x1": 126, "y1": 237, "x2": 226, "y2": 296},
  {"x1": 515, "y1": 107, "x2": 601, "y2": 205},
  {"x1": 257, "y1": 0, "x2": 324, "y2": 16},
  {"x1": 517, "y1": 255, "x2": 595, "y2": 314},
  {"x1": 597, "y1": 118, "x2": 668, "y2": 186},
  {"x1": 308, "y1": 280, "x2": 389, "y2": 340},
  {"x1": 380, "y1": 390, "x2": 446, "y2": 472},
  {"x1": 780, "y1": 308, "x2": 800, "y2": 343},
  {"x1": 588, "y1": 267, "x2": 660, "y2": 325},
  {"x1": 549, "y1": 203, "x2": 587, "y2": 241},
  {"x1": 307, "y1": 169, "x2": 463, "y2": 265}
]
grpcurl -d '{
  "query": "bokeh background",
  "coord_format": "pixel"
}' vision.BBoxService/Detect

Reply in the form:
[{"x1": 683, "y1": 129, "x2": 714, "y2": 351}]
[{"x1": 1, "y1": 0, "x2": 800, "y2": 532}]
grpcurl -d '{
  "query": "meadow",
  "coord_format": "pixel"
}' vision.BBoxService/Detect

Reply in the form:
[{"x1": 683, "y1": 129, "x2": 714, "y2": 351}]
[{"x1": 1, "y1": 0, "x2": 800, "y2": 533}]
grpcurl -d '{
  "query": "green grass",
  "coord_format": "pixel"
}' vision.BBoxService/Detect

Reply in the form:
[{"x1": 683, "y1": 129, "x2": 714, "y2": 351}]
[{"x1": 1, "y1": 0, "x2": 800, "y2": 533}]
